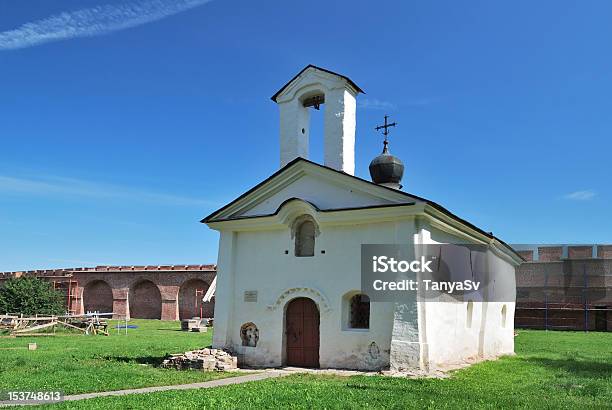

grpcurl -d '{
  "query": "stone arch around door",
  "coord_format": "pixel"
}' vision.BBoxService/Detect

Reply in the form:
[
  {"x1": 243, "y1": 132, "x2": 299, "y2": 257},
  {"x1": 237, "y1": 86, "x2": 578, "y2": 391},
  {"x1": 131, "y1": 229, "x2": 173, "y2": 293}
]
[
  {"x1": 129, "y1": 280, "x2": 162, "y2": 319},
  {"x1": 268, "y1": 287, "x2": 331, "y2": 313},
  {"x1": 284, "y1": 297, "x2": 320, "y2": 368},
  {"x1": 83, "y1": 280, "x2": 113, "y2": 314},
  {"x1": 178, "y1": 279, "x2": 211, "y2": 319}
]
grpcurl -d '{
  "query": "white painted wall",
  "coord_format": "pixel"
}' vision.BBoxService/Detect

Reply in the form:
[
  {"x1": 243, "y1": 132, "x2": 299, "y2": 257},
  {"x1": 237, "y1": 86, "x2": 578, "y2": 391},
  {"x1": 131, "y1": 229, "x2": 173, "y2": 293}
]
[
  {"x1": 211, "y1": 212, "x2": 516, "y2": 371},
  {"x1": 242, "y1": 174, "x2": 396, "y2": 217},
  {"x1": 417, "y1": 225, "x2": 516, "y2": 370},
  {"x1": 276, "y1": 67, "x2": 357, "y2": 175},
  {"x1": 215, "y1": 219, "x2": 402, "y2": 370},
  {"x1": 279, "y1": 97, "x2": 309, "y2": 167},
  {"x1": 323, "y1": 88, "x2": 356, "y2": 175}
]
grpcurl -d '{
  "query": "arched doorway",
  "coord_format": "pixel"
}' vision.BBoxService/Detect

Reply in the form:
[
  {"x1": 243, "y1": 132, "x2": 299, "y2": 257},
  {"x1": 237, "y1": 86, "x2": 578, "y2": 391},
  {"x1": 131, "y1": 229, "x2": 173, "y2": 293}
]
[
  {"x1": 83, "y1": 280, "x2": 113, "y2": 314},
  {"x1": 178, "y1": 279, "x2": 211, "y2": 319},
  {"x1": 285, "y1": 297, "x2": 320, "y2": 368},
  {"x1": 130, "y1": 280, "x2": 162, "y2": 319}
]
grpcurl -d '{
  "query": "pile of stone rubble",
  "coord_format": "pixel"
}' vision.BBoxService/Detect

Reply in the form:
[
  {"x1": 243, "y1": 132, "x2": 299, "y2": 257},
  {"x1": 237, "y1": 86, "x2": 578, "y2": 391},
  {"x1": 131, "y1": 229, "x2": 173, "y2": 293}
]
[{"x1": 161, "y1": 348, "x2": 237, "y2": 371}]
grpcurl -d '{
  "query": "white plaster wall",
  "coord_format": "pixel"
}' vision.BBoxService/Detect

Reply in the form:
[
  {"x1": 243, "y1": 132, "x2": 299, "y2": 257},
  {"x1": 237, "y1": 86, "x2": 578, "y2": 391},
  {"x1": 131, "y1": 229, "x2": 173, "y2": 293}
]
[
  {"x1": 419, "y1": 299, "x2": 482, "y2": 368},
  {"x1": 418, "y1": 226, "x2": 478, "y2": 368},
  {"x1": 479, "y1": 251, "x2": 516, "y2": 358},
  {"x1": 323, "y1": 88, "x2": 356, "y2": 175},
  {"x1": 418, "y1": 225, "x2": 516, "y2": 369},
  {"x1": 242, "y1": 174, "x2": 396, "y2": 217},
  {"x1": 276, "y1": 68, "x2": 357, "y2": 175},
  {"x1": 211, "y1": 231, "x2": 236, "y2": 349},
  {"x1": 212, "y1": 214, "x2": 516, "y2": 371},
  {"x1": 215, "y1": 220, "x2": 410, "y2": 370},
  {"x1": 279, "y1": 98, "x2": 309, "y2": 168}
]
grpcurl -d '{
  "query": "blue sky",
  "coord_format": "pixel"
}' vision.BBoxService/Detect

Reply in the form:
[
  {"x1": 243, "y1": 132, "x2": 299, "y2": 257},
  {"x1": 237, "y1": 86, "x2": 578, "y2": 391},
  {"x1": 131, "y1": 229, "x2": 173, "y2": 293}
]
[{"x1": 1, "y1": 0, "x2": 611, "y2": 271}]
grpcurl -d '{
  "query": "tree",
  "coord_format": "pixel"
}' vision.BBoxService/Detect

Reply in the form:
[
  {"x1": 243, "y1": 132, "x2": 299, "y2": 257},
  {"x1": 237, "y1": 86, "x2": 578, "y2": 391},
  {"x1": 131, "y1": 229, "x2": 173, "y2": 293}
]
[{"x1": 0, "y1": 277, "x2": 65, "y2": 315}]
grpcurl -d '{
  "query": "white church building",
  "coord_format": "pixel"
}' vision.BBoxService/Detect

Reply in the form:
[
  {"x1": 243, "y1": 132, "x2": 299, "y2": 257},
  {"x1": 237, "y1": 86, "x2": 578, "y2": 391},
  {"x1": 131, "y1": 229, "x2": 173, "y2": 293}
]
[{"x1": 203, "y1": 65, "x2": 521, "y2": 371}]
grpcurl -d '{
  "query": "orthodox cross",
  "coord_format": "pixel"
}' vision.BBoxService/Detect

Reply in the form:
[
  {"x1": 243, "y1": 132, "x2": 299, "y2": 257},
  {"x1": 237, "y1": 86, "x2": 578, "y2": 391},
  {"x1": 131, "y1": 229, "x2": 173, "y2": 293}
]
[{"x1": 375, "y1": 115, "x2": 397, "y2": 144}]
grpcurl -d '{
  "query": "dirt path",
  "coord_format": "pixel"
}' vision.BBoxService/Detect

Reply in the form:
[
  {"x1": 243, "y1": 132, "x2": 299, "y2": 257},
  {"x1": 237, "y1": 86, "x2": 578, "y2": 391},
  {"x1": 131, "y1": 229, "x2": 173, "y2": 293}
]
[
  {"x1": 0, "y1": 371, "x2": 287, "y2": 406},
  {"x1": 64, "y1": 371, "x2": 286, "y2": 402}
]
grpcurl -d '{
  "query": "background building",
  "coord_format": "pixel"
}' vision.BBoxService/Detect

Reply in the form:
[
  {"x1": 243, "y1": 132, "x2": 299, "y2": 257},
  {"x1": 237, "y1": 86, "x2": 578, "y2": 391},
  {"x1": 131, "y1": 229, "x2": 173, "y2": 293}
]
[
  {"x1": 515, "y1": 245, "x2": 611, "y2": 331},
  {"x1": 0, "y1": 265, "x2": 216, "y2": 320}
]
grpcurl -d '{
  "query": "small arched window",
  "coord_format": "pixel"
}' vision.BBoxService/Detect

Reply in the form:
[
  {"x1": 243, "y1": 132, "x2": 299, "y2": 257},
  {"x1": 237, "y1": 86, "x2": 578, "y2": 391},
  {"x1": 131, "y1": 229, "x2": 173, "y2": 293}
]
[
  {"x1": 295, "y1": 220, "x2": 315, "y2": 257},
  {"x1": 501, "y1": 305, "x2": 507, "y2": 328},
  {"x1": 350, "y1": 294, "x2": 370, "y2": 329}
]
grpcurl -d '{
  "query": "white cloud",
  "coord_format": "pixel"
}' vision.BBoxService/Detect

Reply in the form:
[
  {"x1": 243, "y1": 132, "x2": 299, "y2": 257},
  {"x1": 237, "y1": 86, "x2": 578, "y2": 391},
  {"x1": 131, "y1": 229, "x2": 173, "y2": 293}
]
[
  {"x1": 403, "y1": 97, "x2": 442, "y2": 107},
  {"x1": 358, "y1": 96, "x2": 442, "y2": 111},
  {"x1": 358, "y1": 98, "x2": 396, "y2": 111},
  {"x1": 0, "y1": 174, "x2": 219, "y2": 207},
  {"x1": 564, "y1": 190, "x2": 597, "y2": 201},
  {"x1": 0, "y1": 0, "x2": 212, "y2": 50}
]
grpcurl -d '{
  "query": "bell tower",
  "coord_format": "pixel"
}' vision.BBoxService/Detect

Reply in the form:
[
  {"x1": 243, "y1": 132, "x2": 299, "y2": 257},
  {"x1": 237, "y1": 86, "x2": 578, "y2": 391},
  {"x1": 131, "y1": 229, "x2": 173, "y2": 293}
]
[{"x1": 271, "y1": 65, "x2": 364, "y2": 175}]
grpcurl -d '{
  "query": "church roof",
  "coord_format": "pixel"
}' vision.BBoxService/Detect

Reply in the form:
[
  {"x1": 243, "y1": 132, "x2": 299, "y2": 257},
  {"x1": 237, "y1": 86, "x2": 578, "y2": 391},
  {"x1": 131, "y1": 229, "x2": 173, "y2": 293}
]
[
  {"x1": 201, "y1": 157, "x2": 414, "y2": 223},
  {"x1": 271, "y1": 65, "x2": 365, "y2": 102},
  {"x1": 200, "y1": 157, "x2": 521, "y2": 261}
]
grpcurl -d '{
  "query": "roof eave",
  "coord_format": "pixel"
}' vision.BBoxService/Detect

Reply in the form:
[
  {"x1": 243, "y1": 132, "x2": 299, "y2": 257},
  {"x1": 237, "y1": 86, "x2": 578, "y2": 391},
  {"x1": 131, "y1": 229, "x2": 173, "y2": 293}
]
[
  {"x1": 270, "y1": 64, "x2": 365, "y2": 103},
  {"x1": 200, "y1": 157, "x2": 520, "y2": 260}
]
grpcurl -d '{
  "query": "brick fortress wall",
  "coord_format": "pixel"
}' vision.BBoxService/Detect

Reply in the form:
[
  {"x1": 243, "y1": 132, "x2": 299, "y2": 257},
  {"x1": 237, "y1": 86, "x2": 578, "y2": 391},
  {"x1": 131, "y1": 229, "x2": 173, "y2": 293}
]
[
  {"x1": 515, "y1": 245, "x2": 611, "y2": 331},
  {"x1": 0, "y1": 265, "x2": 216, "y2": 321}
]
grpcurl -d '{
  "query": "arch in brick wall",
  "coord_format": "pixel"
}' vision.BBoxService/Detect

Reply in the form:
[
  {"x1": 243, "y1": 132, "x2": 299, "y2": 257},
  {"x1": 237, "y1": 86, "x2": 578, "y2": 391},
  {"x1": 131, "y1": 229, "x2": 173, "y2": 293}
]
[
  {"x1": 129, "y1": 280, "x2": 162, "y2": 319},
  {"x1": 178, "y1": 279, "x2": 212, "y2": 319},
  {"x1": 83, "y1": 280, "x2": 113, "y2": 314}
]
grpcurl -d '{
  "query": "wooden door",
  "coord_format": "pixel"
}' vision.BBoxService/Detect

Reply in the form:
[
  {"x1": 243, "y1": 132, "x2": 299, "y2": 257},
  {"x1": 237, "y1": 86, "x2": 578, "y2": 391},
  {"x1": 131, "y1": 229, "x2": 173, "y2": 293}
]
[{"x1": 285, "y1": 297, "x2": 320, "y2": 367}]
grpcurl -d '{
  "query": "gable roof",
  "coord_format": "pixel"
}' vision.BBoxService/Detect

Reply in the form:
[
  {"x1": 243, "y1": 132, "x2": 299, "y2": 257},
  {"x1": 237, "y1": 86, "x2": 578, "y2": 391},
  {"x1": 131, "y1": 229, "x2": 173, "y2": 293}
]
[
  {"x1": 200, "y1": 157, "x2": 521, "y2": 260},
  {"x1": 271, "y1": 65, "x2": 365, "y2": 102},
  {"x1": 201, "y1": 157, "x2": 416, "y2": 223},
  {"x1": 209, "y1": 197, "x2": 419, "y2": 223}
]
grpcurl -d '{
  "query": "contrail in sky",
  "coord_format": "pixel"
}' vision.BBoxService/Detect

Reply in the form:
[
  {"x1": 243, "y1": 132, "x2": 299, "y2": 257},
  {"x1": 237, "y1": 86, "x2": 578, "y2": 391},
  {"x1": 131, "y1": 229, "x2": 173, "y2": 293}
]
[
  {"x1": 0, "y1": 0, "x2": 212, "y2": 50},
  {"x1": 0, "y1": 174, "x2": 220, "y2": 207}
]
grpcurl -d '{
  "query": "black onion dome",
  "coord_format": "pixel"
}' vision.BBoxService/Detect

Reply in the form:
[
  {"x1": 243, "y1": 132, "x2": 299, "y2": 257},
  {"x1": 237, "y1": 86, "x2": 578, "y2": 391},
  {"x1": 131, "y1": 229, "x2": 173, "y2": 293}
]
[{"x1": 369, "y1": 141, "x2": 404, "y2": 189}]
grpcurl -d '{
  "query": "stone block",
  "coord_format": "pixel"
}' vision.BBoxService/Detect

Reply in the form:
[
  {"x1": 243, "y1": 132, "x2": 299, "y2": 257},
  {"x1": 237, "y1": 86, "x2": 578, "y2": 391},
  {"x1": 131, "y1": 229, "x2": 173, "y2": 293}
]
[{"x1": 160, "y1": 348, "x2": 238, "y2": 372}]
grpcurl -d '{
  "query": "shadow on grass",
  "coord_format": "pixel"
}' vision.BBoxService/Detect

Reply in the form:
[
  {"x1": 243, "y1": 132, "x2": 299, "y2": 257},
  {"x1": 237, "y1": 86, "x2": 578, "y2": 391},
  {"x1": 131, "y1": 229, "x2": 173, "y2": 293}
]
[
  {"x1": 107, "y1": 355, "x2": 169, "y2": 367},
  {"x1": 345, "y1": 383, "x2": 400, "y2": 392},
  {"x1": 527, "y1": 357, "x2": 612, "y2": 378}
]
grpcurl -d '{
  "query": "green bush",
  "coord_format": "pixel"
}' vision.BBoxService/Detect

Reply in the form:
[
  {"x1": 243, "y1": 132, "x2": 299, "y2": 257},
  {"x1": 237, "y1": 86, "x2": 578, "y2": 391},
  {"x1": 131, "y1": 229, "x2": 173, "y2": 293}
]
[{"x1": 0, "y1": 276, "x2": 65, "y2": 315}]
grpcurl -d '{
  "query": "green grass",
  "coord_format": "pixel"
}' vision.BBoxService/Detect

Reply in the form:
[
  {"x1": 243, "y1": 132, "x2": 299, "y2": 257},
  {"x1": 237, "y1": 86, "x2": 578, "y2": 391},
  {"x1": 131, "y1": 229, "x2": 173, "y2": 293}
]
[
  {"x1": 39, "y1": 330, "x2": 612, "y2": 409},
  {"x1": 0, "y1": 320, "x2": 235, "y2": 395}
]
